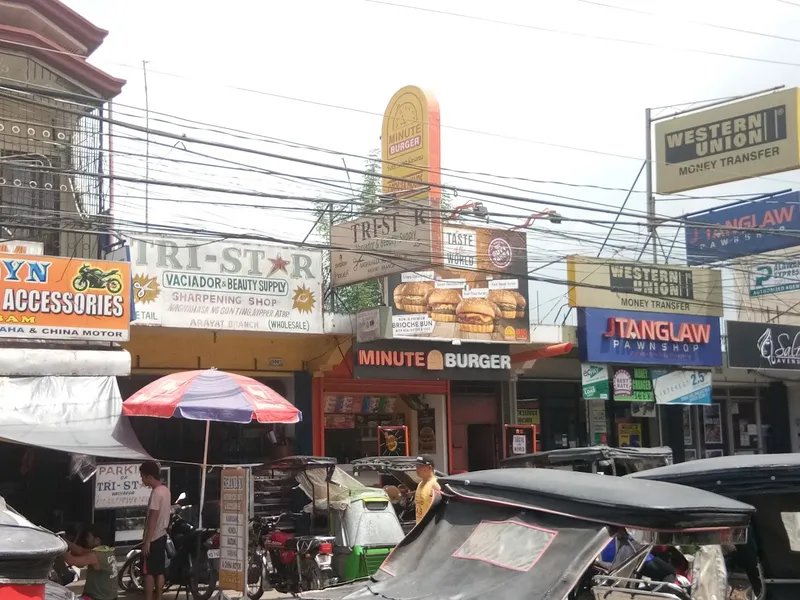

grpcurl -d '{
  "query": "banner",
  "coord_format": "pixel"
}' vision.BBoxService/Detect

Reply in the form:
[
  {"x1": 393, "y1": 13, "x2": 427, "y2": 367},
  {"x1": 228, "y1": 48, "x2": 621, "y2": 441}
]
[
  {"x1": 652, "y1": 370, "x2": 712, "y2": 405},
  {"x1": 577, "y1": 308, "x2": 723, "y2": 367},
  {"x1": 0, "y1": 253, "x2": 131, "y2": 341},
  {"x1": 726, "y1": 320, "x2": 800, "y2": 370},
  {"x1": 581, "y1": 363, "x2": 610, "y2": 400},
  {"x1": 567, "y1": 255, "x2": 723, "y2": 316},
  {"x1": 655, "y1": 88, "x2": 800, "y2": 194},
  {"x1": 729, "y1": 249, "x2": 800, "y2": 324},
  {"x1": 381, "y1": 85, "x2": 441, "y2": 203},
  {"x1": 387, "y1": 226, "x2": 530, "y2": 342},
  {"x1": 128, "y1": 236, "x2": 323, "y2": 334},
  {"x1": 612, "y1": 367, "x2": 657, "y2": 402},
  {"x1": 683, "y1": 191, "x2": 800, "y2": 265},
  {"x1": 331, "y1": 203, "x2": 439, "y2": 286}
]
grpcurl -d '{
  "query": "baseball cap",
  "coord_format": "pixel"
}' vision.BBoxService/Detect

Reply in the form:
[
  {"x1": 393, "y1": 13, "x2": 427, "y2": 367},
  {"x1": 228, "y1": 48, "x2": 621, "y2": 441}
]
[{"x1": 415, "y1": 454, "x2": 435, "y2": 468}]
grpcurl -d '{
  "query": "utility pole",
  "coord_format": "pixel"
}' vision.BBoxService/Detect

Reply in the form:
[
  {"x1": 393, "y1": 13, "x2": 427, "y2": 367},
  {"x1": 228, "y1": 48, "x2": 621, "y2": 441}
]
[
  {"x1": 143, "y1": 60, "x2": 151, "y2": 232},
  {"x1": 643, "y1": 85, "x2": 784, "y2": 447},
  {"x1": 643, "y1": 85, "x2": 784, "y2": 267}
]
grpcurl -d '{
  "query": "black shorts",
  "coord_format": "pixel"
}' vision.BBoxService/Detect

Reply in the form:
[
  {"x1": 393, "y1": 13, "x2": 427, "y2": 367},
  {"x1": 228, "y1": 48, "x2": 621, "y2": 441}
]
[{"x1": 144, "y1": 535, "x2": 167, "y2": 576}]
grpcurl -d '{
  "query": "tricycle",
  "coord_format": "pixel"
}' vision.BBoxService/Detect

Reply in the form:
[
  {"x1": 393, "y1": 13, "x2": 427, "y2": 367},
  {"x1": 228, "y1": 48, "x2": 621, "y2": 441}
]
[
  {"x1": 500, "y1": 444, "x2": 673, "y2": 475},
  {"x1": 300, "y1": 466, "x2": 755, "y2": 600},
  {"x1": 0, "y1": 495, "x2": 73, "y2": 600},
  {"x1": 248, "y1": 456, "x2": 404, "y2": 596},
  {"x1": 351, "y1": 456, "x2": 447, "y2": 534},
  {"x1": 632, "y1": 452, "x2": 800, "y2": 600}
]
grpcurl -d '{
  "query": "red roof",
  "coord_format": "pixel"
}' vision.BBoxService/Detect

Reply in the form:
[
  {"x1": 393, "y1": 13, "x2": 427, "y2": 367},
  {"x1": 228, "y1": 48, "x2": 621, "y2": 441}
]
[
  {"x1": 7, "y1": 0, "x2": 107, "y2": 55},
  {"x1": 0, "y1": 24, "x2": 124, "y2": 98}
]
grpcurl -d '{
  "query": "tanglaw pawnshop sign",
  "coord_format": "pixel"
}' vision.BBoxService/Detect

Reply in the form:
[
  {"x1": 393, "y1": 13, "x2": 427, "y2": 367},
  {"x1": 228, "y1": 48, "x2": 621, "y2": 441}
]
[{"x1": 726, "y1": 320, "x2": 800, "y2": 370}]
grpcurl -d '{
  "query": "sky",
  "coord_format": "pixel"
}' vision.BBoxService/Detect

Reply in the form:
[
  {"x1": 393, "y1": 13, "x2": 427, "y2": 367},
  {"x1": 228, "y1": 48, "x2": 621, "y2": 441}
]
[{"x1": 64, "y1": 0, "x2": 800, "y2": 324}]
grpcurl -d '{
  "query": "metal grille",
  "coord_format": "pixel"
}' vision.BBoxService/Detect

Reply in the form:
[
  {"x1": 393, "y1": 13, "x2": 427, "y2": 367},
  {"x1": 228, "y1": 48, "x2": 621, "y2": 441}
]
[{"x1": 0, "y1": 80, "x2": 107, "y2": 256}]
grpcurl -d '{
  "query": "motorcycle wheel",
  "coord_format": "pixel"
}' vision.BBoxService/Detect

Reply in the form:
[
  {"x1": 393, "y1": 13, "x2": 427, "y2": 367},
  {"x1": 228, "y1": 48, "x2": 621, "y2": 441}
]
[
  {"x1": 246, "y1": 555, "x2": 264, "y2": 600},
  {"x1": 72, "y1": 276, "x2": 89, "y2": 292},
  {"x1": 117, "y1": 554, "x2": 140, "y2": 592},
  {"x1": 188, "y1": 550, "x2": 218, "y2": 600},
  {"x1": 106, "y1": 279, "x2": 123, "y2": 294}
]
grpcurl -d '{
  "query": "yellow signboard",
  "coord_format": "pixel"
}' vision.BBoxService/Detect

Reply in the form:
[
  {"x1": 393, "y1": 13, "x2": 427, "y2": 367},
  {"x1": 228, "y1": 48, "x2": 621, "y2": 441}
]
[
  {"x1": 655, "y1": 88, "x2": 800, "y2": 194},
  {"x1": 566, "y1": 255, "x2": 724, "y2": 317},
  {"x1": 381, "y1": 85, "x2": 441, "y2": 204}
]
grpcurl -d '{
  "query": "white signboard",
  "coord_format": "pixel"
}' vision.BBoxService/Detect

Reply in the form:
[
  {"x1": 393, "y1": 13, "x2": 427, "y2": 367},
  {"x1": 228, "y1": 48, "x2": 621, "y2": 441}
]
[
  {"x1": 128, "y1": 236, "x2": 323, "y2": 334},
  {"x1": 94, "y1": 463, "x2": 151, "y2": 509},
  {"x1": 219, "y1": 467, "x2": 249, "y2": 593},
  {"x1": 330, "y1": 203, "x2": 437, "y2": 286},
  {"x1": 731, "y1": 249, "x2": 800, "y2": 324},
  {"x1": 652, "y1": 370, "x2": 713, "y2": 405},
  {"x1": 511, "y1": 434, "x2": 527, "y2": 455},
  {"x1": 0, "y1": 240, "x2": 43, "y2": 255}
]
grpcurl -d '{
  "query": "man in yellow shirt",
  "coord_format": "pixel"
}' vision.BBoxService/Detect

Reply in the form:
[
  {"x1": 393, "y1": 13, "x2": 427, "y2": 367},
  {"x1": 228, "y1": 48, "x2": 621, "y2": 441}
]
[{"x1": 414, "y1": 455, "x2": 440, "y2": 524}]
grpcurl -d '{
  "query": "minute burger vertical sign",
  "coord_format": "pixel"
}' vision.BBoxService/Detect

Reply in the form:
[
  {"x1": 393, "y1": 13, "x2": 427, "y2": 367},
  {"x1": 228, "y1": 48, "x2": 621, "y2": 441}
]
[{"x1": 353, "y1": 340, "x2": 512, "y2": 381}]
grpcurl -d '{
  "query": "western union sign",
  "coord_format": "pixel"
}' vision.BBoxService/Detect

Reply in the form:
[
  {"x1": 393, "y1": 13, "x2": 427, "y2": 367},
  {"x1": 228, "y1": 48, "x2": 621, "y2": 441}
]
[{"x1": 655, "y1": 88, "x2": 800, "y2": 194}]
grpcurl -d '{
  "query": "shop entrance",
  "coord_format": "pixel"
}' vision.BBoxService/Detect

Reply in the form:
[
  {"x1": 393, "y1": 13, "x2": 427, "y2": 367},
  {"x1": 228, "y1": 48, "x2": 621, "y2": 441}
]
[{"x1": 466, "y1": 424, "x2": 496, "y2": 471}]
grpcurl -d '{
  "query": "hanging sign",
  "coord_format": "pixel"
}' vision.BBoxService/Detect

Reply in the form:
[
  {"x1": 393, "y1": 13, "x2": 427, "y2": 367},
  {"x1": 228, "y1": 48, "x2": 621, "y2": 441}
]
[
  {"x1": 652, "y1": 370, "x2": 713, "y2": 405},
  {"x1": 219, "y1": 467, "x2": 249, "y2": 593},
  {"x1": 94, "y1": 464, "x2": 152, "y2": 509},
  {"x1": 128, "y1": 236, "x2": 323, "y2": 333},
  {"x1": 581, "y1": 363, "x2": 610, "y2": 400},
  {"x1": 578, "y1": 308, "x2": 722, "y2": 367},
  {"x1": 612, "y1": 367, "x2": 656, "y2": 402}
]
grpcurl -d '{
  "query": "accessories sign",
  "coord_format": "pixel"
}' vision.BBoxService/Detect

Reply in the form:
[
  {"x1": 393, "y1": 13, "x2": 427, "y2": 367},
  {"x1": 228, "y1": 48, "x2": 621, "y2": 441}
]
[
  {"x1": 655, "y1": 88, "x2": 800, "y2": 194},
  {"x1": 0, "y1": 253, "x2": 131, "y2": 341},
  {"x1": 683, "y1": 191, "x2": 800, "y2": 265},
  {"x1": 128, "y1": 236, "x2": 323, "y2": 334},
  {"x1": 566, "y1": 255, "x2": 723, "y2": 316},
  {"x1": 577, "y1": 307, "x2": 722, "y2": 367}
]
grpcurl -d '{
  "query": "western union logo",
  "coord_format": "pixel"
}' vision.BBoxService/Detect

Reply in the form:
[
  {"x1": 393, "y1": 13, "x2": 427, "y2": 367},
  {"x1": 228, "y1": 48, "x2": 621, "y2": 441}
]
[{"x1": 664, "y1": 105, "x2": 787, "y2": 164}]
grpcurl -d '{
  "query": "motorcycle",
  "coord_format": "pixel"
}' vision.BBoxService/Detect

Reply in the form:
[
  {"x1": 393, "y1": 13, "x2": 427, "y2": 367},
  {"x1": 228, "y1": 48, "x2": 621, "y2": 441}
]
[
  {"x1": 247, "y1": 512, "x2": 335, "y2": 597},
  {"x1": 117, "y1": 492, "x2": 219, "y2": 600},
  {"x1": 72, "y1": 264, "x2": 122, "y2": 294}
]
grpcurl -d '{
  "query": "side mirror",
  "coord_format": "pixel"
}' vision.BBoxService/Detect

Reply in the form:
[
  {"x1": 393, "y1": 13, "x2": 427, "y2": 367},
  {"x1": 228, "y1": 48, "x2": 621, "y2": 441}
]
[{"x1": 176, "y1": 492, "x2": 187, "y2": 503}]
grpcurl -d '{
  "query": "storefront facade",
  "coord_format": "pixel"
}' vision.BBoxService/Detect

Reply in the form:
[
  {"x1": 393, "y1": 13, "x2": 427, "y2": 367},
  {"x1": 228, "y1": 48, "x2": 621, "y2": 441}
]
[{"x1": 313, "y1": 340, "x2": 515, "y2": 474}]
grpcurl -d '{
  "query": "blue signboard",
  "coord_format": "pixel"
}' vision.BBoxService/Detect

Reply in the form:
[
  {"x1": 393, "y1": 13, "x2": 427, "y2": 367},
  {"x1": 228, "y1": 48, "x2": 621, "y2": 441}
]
[
  {"x1": 684, "y1": 190, "x2": 800, "y2": 265},
  {"x1": 577, "y1": 308, "x2": 722, "y2": 367}
]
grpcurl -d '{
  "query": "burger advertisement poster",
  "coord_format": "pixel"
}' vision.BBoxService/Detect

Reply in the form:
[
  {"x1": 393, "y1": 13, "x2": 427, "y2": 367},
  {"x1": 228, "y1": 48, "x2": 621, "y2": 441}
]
[{"x1": 387, "y1": 226, "x2": 530, "y2": 343}]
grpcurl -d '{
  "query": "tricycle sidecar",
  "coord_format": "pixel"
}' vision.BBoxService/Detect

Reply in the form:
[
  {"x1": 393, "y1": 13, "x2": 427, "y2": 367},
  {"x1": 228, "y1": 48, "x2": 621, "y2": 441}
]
[
  {"x1": 300, "y1": 467, "x2": 754, "y2": 600},
  {"x1": 351, "y1": 456, "x2": 447, "y2": 534},
  {"x1": 633, "y1": 452, "x2": 800, "y2": 600}
]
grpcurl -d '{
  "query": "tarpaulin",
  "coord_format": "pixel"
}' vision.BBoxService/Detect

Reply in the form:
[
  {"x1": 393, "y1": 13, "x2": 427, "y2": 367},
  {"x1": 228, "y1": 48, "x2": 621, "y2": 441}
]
[{"x1": 0, "y1": 376, "x2": 150, "y2": 460}]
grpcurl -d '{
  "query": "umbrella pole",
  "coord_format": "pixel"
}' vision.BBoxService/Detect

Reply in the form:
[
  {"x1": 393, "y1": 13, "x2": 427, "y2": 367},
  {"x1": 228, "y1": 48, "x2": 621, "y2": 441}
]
[{"x1": 199, "y1": 419, "x2": 210, "y2": 529}]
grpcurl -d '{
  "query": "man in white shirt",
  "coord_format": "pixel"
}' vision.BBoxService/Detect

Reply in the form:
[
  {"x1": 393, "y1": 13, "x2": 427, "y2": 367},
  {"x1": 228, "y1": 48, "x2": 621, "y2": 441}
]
[{"x1": 140, "y1": 461, "x2": 171, "y2": 600}]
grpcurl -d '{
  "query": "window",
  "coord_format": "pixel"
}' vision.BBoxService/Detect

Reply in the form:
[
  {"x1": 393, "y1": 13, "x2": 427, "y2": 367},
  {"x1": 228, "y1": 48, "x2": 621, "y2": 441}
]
[{"x1": 453, "y1": 520, "x2": 557, "y2": 572}]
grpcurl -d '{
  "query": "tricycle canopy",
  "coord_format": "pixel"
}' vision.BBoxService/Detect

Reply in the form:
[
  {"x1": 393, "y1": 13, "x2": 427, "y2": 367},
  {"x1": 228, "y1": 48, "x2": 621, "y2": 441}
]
[
  {"x1": 301, "y1": 468, "x2": 755, "y2": 600},
  {"x1": 500, "y1": 445, "x2": 673, "y2": 475},
  {"x1": 0, "y1": 496, "x2": 66, "y2": 582},
  {"x1": 632, "y1": 453, "x2": 800, "y2": 599}
]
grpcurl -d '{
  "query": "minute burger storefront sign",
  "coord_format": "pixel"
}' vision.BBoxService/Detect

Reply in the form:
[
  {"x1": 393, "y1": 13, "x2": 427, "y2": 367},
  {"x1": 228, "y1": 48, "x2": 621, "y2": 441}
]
[{"x1": 353, "y1": 340, "x2": 512, "y2": 381}]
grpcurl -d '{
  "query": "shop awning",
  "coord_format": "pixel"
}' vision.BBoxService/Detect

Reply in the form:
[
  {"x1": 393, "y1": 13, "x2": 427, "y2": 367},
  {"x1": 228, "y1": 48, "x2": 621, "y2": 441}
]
[
  {"x1": 0, "y1": 376, "x2": 151, "y2": 460},
  {"x1": 0, "y1": 347, "x2": 131, "y2": 376}
]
